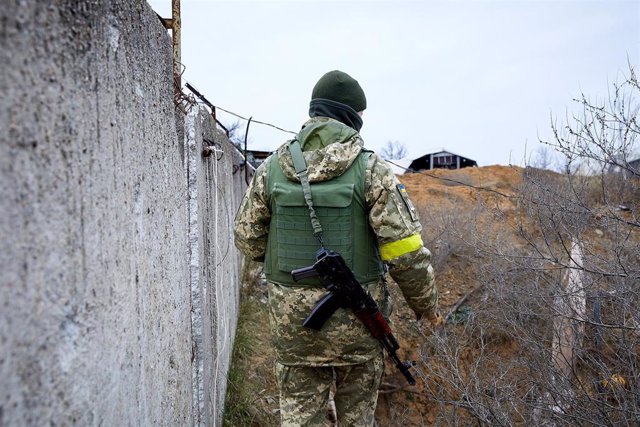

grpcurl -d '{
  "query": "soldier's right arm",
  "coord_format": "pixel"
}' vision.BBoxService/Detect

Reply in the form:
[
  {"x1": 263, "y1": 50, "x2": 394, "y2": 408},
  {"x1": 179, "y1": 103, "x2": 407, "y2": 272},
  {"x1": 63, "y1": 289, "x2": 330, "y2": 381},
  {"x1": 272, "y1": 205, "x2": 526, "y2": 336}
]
[{"x1": 233, "y1": 160, "x2": 271, "y2": 261}]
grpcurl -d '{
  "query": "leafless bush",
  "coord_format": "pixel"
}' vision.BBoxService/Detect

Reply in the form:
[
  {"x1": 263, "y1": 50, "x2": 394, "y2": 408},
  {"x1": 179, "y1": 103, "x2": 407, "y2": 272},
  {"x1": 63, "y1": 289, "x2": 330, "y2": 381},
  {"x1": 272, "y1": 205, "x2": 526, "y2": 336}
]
[
  {"x1": 416, "y1": 66, "x2": 640, "y2": 425},
  {"x1": 416, "y1": 200, "x2": 487, "y2": 271}
]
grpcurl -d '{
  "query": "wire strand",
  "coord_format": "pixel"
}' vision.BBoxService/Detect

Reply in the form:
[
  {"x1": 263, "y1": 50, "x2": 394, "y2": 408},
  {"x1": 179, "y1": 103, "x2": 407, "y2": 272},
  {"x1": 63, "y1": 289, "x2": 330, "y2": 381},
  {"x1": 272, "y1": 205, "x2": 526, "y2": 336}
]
[
  {"x1": 184, "y1": 80, "x2": 297, "y2": 136},
  {"x1": 214, "y1": 104, "x2": 297, "y2": 135}
]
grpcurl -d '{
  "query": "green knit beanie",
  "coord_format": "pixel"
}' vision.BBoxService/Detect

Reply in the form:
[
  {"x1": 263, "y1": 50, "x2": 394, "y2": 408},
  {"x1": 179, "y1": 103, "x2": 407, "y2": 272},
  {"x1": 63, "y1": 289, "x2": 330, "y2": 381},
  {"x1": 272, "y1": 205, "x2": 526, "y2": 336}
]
[{"x1": 311, "y1": 70, "x2": 367, "y2": 112}]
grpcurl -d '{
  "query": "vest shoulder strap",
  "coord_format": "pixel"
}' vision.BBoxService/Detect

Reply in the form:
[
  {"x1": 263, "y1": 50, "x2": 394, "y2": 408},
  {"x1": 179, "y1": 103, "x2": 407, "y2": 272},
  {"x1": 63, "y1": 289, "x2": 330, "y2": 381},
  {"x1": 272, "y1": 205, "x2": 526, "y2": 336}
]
[{"x1": 288, "y1": 140, "x2": 324, "y2": 242}]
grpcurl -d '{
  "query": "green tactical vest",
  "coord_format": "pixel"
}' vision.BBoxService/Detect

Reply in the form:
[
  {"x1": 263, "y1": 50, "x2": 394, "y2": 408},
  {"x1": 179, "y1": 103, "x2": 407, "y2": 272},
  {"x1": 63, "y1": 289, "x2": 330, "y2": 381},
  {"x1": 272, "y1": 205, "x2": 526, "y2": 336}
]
[{"x1": 263, "y1": 150, "x2": 383, "y2": 287}]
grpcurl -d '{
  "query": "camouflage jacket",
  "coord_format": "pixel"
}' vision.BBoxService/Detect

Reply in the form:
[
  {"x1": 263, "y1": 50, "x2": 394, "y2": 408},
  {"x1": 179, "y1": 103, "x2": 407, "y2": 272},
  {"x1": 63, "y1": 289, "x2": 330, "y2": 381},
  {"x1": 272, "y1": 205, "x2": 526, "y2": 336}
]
[{"x1": 234, "y1": 117, "x2": 438, "y2": 366}]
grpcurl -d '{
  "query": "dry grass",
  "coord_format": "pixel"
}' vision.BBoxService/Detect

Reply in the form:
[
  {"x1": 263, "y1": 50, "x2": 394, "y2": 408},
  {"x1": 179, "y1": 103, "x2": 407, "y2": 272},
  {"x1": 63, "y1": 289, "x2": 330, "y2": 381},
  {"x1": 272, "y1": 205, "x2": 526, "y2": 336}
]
[{"x1": 223, "y1": 260, "x2": 279, "y2": 427}]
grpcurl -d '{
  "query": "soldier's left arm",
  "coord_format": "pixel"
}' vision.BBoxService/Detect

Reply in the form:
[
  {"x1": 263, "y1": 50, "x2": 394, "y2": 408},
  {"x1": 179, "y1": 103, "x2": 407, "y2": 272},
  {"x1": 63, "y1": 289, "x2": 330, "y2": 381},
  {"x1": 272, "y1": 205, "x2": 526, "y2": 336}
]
[
  {"x1": 233, "y1": 160, "x2": 271, "y2": 261},
  {"x1": 365, "y1": 153, "x2": 439, "y2": 318}
]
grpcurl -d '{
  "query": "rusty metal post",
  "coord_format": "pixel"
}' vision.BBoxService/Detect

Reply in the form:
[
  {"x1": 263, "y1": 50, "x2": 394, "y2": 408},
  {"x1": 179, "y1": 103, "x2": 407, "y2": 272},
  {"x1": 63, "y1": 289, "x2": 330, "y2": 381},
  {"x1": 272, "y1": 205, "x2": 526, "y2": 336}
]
[{"x1": 172, "y1": 0, "x2": 181, "y2": 98}]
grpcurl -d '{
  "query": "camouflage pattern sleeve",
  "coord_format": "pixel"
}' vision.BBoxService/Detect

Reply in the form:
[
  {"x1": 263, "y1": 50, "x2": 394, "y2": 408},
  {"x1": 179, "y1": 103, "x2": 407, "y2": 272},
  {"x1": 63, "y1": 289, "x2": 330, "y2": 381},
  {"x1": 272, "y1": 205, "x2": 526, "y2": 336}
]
[
  {"x1": 233, "y1": 159, "x2": 271, "y2": 261},
  {"x1": 365, "y1": 153, "x2": 439, "y2": 317}
]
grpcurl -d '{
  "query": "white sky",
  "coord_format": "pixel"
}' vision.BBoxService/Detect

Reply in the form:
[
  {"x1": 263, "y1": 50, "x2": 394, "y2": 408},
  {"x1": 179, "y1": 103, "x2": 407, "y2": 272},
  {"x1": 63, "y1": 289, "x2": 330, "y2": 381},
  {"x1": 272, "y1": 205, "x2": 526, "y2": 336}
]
[{"x1": 148, "y1": 0, "x2": 640, "y2": 167}]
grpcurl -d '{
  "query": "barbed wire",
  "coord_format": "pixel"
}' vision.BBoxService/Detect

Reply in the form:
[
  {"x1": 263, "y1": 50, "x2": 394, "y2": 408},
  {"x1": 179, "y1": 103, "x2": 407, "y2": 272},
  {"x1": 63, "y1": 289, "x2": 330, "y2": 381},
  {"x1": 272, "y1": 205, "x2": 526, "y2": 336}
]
[
  {"x1": 183, "y1": 82, "x2": 517, "y2": 201},
  {"x1": 213, "y1": 104, "x2": 297, "y2": 135},
  {"x1": 184, "y1": 80, "x2": 296, "y2": 136}
]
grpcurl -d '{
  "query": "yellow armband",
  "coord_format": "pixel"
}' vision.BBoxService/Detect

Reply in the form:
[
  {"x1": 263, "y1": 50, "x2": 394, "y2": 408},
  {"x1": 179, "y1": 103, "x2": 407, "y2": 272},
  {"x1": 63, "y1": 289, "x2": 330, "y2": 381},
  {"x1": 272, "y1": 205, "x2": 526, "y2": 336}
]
[{"x1": 379, "y1": 233, "x2": 423, "y2": 261}]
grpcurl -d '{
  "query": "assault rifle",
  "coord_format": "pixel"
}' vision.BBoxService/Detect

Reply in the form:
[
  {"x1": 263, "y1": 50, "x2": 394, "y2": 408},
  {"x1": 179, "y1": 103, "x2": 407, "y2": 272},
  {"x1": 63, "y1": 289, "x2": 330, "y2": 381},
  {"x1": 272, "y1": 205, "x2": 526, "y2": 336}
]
[{"x1": 291, "y1": 248, "x2": 416, "y2": 385}]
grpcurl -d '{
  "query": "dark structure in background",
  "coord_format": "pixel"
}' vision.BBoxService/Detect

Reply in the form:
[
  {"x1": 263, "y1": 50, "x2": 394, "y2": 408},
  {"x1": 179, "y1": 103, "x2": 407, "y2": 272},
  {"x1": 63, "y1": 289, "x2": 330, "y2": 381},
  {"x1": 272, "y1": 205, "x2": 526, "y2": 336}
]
[
  {"x1": 246, "y1": 149, "x2": 272, "y2": 168},
  {"x1": 408, "y1": 149, "x2": 477, "y2": 171}
]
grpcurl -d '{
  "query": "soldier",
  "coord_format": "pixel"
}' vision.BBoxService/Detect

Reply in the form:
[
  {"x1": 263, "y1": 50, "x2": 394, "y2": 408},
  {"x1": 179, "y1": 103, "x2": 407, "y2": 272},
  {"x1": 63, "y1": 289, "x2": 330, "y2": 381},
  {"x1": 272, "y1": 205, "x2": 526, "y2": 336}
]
[{"x1": 234, "y1": 70, "x2": 441, "y2": 426}]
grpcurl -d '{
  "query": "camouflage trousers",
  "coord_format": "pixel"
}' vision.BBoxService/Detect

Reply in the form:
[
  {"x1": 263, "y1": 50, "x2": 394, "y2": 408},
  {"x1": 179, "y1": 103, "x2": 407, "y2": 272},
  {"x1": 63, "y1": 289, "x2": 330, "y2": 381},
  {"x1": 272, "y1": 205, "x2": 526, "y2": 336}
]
[{"x1": 275, "y1": 353, "x2": 384, "y2": 427}]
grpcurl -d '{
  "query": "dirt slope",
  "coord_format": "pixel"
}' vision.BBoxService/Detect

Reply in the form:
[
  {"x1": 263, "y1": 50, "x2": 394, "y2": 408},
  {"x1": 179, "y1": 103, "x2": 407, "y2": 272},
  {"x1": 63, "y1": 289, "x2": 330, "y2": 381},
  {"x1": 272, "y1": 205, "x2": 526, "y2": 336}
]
[{"x1": 376, "y1": 166, "x2": 525, "y2": 425}]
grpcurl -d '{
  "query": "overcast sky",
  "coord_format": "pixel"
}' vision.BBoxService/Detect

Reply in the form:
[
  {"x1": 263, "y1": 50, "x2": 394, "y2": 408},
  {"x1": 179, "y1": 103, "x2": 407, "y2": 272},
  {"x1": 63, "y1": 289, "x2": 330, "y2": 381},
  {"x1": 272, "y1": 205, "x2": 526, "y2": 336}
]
[{"x1": 148, "y1": 0, "x2": 639, "y2": 167}]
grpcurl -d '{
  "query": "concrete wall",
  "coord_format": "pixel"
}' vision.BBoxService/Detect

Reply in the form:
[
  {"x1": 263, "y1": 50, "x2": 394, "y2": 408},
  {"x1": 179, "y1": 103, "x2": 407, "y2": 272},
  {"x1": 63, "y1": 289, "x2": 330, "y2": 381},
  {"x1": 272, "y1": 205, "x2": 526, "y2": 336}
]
[
  {"x1": 186, "y1": 109, "x2": 249, "y2": 426},
  {"x1": 0, "y1": 1, "x2": 246, "y2": 425}
]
